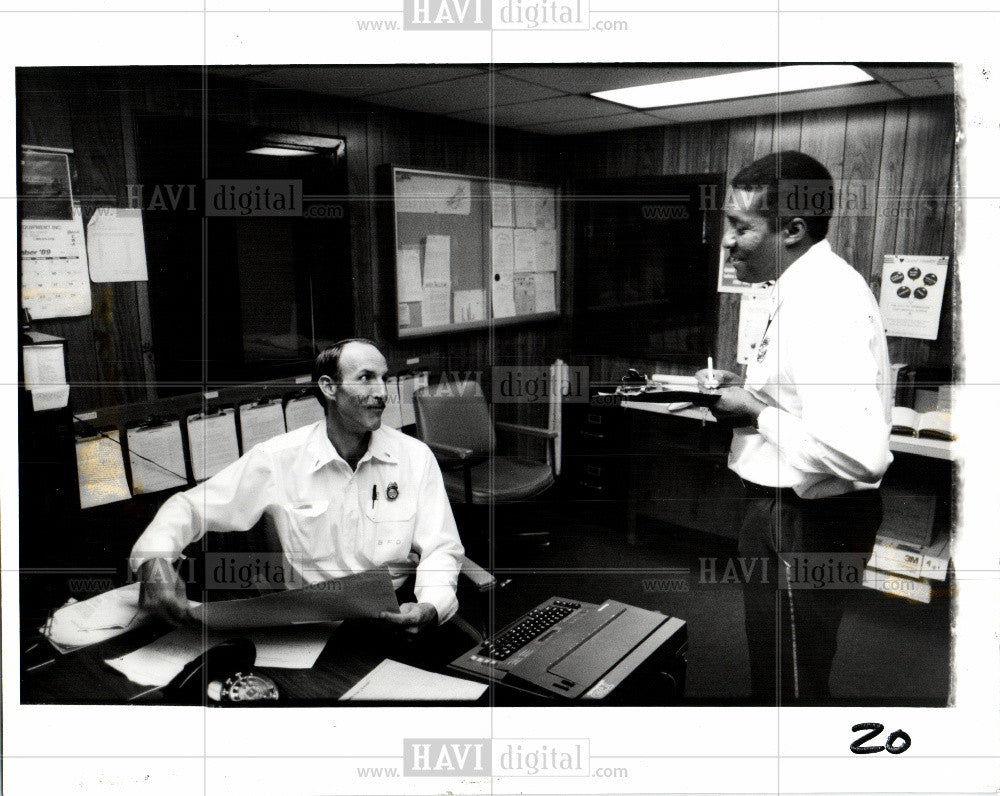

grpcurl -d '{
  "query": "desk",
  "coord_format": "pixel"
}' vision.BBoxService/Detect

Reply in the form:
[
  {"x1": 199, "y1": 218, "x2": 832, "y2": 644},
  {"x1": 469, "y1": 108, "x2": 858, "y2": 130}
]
[{"x1": 618, "y1": 401, "x2": 956, "y2": 543}]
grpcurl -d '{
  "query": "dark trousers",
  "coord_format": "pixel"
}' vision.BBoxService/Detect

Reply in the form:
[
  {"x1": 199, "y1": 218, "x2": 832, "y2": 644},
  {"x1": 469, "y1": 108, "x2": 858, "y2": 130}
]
[{"x1": 739, "y1": 482, "x2": 882, "y2": 703}]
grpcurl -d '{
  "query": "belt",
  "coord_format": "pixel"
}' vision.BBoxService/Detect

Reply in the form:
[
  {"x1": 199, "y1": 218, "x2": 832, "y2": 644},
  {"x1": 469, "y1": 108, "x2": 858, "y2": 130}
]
[{"x1": 739, "y1": 478, "x2": 799, "y2": 500}]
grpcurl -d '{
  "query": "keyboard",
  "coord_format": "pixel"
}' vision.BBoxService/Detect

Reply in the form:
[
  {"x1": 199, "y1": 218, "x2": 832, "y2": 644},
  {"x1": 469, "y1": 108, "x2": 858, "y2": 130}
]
[{"x1": 477, "y1": 599, "x2": 582, "y2": 661}]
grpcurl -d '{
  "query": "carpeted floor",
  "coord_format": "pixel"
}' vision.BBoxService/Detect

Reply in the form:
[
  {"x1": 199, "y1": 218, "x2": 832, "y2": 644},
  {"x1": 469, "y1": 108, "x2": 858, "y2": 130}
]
[{"x1": 479, "y1": 500, "x2": 951, "y2": 705}]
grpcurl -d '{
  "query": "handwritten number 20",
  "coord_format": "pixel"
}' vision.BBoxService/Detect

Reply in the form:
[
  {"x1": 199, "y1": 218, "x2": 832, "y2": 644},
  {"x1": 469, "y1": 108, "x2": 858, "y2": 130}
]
[{"x1": 850, "y1": 723, "x2": 911, "y2": 755}]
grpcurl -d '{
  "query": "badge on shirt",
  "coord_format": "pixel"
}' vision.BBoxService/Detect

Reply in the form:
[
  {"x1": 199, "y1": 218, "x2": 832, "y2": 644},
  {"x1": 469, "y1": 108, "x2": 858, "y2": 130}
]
[
  {"x1": 386, "y1": 482, "x2": 399, "y2": 501},
  {"x1": 756, "y1": 336, "x2": 770, "y2": 363}
]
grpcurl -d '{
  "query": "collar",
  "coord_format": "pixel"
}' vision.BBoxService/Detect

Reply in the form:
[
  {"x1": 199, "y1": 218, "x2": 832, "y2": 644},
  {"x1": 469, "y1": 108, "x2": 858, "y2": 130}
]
[
  {"x1": 304, "y1": 422, "x2": 399, "y2": 472},
  {"x1": 769, "y1": 238, "x2": 831, "y2": 316}
]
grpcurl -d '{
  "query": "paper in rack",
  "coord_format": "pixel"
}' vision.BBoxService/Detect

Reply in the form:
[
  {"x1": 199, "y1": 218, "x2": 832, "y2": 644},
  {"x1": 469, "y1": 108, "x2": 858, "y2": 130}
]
[
  {"x1": 187, "y1": 409, "x2": 239, "y2": 482},
  {"x1": 126, "y1": 420, "x2": 187, "y2": 494}
]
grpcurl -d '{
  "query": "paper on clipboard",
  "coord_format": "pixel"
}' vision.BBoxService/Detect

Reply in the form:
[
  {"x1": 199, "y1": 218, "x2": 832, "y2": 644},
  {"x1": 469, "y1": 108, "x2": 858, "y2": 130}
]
[
  {"x1": 126, "y1": 420, "x2": 188, "y2": 494},
  {"x1": 76, "y1": 432, "x2": 132, "y2": 509},
  {"x1": 187, "y1": 409, "x2": 240, "y2": 482}
]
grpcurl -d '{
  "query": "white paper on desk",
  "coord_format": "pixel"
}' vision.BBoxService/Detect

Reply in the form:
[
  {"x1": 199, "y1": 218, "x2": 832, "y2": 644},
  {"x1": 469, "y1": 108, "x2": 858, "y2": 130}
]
[
  {"x1": 341, "y1": 658, "x2": 488, "y2": 701},
  {"x1": 86, "y1": 207, "x2": 148, "y2": 282},
  {"x1": 127, "y1": 421, "x2": 188, "y2": 494},
  {"x1": 285, "y1": 395, "x2": 325, "y2": 432},
  {"x1": 239, "y1": 400, "x2": 287, "y2": 453},
  {"x1": 45, "y1": 582, "x2": 152, "y2": 650},
  {"x1": 421, "y1": 280, "x2": 451, "y2": 327},
  {"x1": 105, "y1": 624, "x2": 337, "y2": 687},
  {"x1": 23, "y1": 342, "x2": 66, "y2": 389},
  {"x1": 187, "y1": 409, "x2": 240, "y2": 482},
  {"x1": 490, "y1": 180, "x2": 514, "y2": 227},
  {"x1": 514, "y1": 228, "x2": 536, "y2": 272},
  {"x1": 76, "y1": 432, "x2": 132, "y2": 509},
  {"x1": 20, "y1": 205, "x2": 92, "y2": 319},
  {"x1": 423, "y1": 234, "x2": 451, "y2": 284},
  {"x1": 189, "y1": 568, "x2": 399, "y2": 629},
  {"x1": 397, "y1": 246, "x2": 423, "y2": 303}
]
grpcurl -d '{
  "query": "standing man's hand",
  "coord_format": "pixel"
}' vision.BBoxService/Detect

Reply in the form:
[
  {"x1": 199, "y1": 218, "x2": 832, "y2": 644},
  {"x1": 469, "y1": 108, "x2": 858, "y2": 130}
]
[
  {"x1": 138, "y1": 557, "x2": 195, "y2": 626},
  {"x1": 380, "y1": 602, "x2": 438, "y2": 634},
  {"x1": 694, "y1": 368, "x2": 767, "y2": 421}
]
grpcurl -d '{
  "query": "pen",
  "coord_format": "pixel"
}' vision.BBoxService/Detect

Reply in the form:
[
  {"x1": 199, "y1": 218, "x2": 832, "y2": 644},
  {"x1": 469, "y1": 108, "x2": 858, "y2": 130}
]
[
  {"x1": 707, "y1": 356, "x2": 716, "y2": 388},
  {"x1": 372, "y1": 484, "x2": 378, "y2": 508}
]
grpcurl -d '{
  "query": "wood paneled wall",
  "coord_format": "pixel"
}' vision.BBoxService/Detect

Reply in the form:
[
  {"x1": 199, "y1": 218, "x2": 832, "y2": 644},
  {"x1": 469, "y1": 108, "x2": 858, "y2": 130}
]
[
  {"x1": 567, "y1": 95, "x2": 957, "y2": 381},
  {"x1": 18, "y1": 67, "x2": 956, "y2": 411},
  {"x1": 17, "y1": 67, "x2": 568, "y2": 412}
]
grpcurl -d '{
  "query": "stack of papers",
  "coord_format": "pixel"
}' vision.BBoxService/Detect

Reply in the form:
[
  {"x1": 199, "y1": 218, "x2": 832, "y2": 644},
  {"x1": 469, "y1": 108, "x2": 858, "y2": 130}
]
[
  {"x1": 42, "y1": 582, "x2": 153, "y2": 652},
  {"x1": 340, "y1": 659, "x2": 488, "y2": 701}
]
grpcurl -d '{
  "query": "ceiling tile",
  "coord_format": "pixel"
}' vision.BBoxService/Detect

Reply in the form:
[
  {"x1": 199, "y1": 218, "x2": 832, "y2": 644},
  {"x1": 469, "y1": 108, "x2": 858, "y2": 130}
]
[
  {"x1": 892, "y1": 76, "x2": 955, "y2": 98},
  {"x1": 496, "y1": 64, "x2": 751, "y2": 96},
  {"x1": 364, "y1": 73, "x2": 564, "y2": 115},
  {"x1": 524, "y1": 113, "x2": 670, "y2": 136},
  {"x1": 249, "y1": 65, "x2": 484, "y2": 97},
  {"x1": 866, "y1": 65, "x2": 954, "y2": 84}
]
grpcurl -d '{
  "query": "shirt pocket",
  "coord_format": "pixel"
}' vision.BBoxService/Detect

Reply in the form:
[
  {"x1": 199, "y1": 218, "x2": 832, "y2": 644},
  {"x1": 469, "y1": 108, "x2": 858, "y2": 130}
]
[
  {"x1": 277, "y1": 500, "x2": 334, "y2": 560},
  {"x1": 360, "y1": 493, "x2": 417, "y2": 566}
]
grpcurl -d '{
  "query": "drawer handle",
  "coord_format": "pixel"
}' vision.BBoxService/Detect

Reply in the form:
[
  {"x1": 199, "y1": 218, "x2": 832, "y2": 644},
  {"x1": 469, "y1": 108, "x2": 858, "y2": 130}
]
[
  {"x1": 579, "y1": 481, "x2": 605, "y2": 493},
  {"x1": 585, "y1": 465, "x2": 602, "y2": 477},
  {"x1": 587, "y1": 414, "x2": 604, "y2": 425},
  {"x1": 580, "y1": 431, "x2": 606, "y2": 441}
]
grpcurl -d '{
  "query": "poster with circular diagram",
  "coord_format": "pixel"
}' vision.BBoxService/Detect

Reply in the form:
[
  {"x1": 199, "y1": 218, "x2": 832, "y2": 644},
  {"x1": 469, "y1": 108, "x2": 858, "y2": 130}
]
[{"x1": 878, "y1": 254, "x2": 949, "y2": 340}]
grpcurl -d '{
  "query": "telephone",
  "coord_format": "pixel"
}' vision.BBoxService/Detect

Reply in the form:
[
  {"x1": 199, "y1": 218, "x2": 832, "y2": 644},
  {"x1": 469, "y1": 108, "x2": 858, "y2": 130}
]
[{"x1": 165, "y1": 637, "x2": 279, "y2": 705}]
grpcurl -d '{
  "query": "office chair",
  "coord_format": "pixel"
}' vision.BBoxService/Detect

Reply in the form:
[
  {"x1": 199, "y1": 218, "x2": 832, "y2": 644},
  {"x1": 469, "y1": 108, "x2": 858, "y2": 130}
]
[{"x1": 413, "y1": 380, "x2": 557, "y2": 548}]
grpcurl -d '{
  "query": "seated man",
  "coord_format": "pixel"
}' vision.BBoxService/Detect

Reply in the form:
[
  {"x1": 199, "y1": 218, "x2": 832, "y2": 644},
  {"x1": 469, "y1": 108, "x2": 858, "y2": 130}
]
[{"x1": 131, "y1": 338, "x2": 465, "y2": 633}]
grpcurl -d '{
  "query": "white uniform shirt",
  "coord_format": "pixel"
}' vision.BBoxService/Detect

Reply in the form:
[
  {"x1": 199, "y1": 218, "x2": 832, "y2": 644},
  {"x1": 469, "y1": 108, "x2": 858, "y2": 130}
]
[
  {"x1": 130, "y1": 421, "x2": 465, "y2": 623},
  {"x1": 729, "y1": 239, "x2": 893, "y2": 499}
]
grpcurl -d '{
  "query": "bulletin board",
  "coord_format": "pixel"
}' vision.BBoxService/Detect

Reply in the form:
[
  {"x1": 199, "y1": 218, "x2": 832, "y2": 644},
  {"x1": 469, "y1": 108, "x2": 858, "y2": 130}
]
[{"x1": 387, "y1": 166, "x2": 561, "y2": 339}]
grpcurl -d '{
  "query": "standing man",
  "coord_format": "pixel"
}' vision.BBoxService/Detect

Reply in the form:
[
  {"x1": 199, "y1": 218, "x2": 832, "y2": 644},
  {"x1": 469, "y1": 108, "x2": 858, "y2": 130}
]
[
  {"x1": 132, "y1": 338, "x2": 465, "y2": 633},
  {"x1": 698, "y1": 152, "x2": 893, "y2": 702}
]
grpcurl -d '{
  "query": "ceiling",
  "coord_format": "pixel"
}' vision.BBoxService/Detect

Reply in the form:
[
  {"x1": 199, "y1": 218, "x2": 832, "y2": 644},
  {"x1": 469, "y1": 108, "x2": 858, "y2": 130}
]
[{"x1": 208, "y1": 64, "x2": 954, "y2": 136}]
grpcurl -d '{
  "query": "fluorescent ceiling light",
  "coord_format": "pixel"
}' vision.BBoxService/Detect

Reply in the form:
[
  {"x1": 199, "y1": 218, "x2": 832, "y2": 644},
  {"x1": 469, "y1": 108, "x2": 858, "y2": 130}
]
[
  {"x1": 246, "y1": 146, "x2": 315, "y2": 157},
  {"x1": 592, "y1": 65, "x2": 874, "y2": 109}
]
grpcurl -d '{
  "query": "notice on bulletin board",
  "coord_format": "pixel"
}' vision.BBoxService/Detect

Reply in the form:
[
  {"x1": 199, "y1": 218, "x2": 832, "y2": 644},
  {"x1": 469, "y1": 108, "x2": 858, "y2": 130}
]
[
  {"x1": 396, "y1": 173, "x2": 471, "y2": 215},
  {"x1": 878, "y1": 254, "x2": 949, "y2": 340},
  {"x1": 20, "y1": 204, "x2": 92, "y2": 319}
]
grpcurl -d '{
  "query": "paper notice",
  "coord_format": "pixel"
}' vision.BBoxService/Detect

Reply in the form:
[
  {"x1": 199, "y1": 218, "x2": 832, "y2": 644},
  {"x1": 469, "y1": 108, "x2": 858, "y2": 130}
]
[
  {"x1": 421, "y1": 281, "x2": 451, "y2": 327},
  {"x1": 398, "y1": 302, "x2": 412, "y2": 328},
  {"x1": 514, "y1": 228, "x2": 536, "y2": 272},
  {"x1": 76, "y1": 432, "x2": 132, "y2": 509},
  {"x1": 126, "y1": 421, "x2": 188, "y2": 494},
  {"x1": 382, "y1": 376, "x2": 404, "y2": 429},
  {"x1": 284, "y1": 396, "x2": 325, "y2": 432},
  {"x1": 491, "y1": 227, "x2": 515, "y2": 276},
  {"x1": 423, "y1": 235, "x2": 451, "y2": 284},
  {"x1": 341, "y1": 658, "x2": 488, "y2": 701},
  {"x1": 397, "y1": 246, "x2": 423, "y2": 303},
  {"x1": 398, "y1": 374, "x2": 417, "y2": 426},
  {"x1": 20, "y1": 204, "x2": 92, "y2": 319},
  {"x1": 492, "y1": 271, "x2": 516, "y2": 319},
  {"x1": 535, "y1": 187, "x2": 556, "y2": 230},
  {"x1": 86, "y1": 207, "x2": 148, "y2": 282},
  {"x1": 879, "y1": 255, "x2": 949, "y2": 340},
  {"x1": 187, "y1": 409, "x2": 240, "y2": 482},
  {"x1": 514, "y1": 273, "x2": 536, "y2": 315},
  {"x1": 513, "y1": 185, "x2": 538, "y2": 228},
  {"x1": 535, "y1": 272, "x2": 557, "y2": 313},
  {"x1": 491, "y1": 181, "x2": 514, "y2": 227},
  {"x1": 454, "y1": 289, "x2": 485, "y2": 323},
  {"x1": 239, "y1": 400, "x2": 287, "y2": 453},
  {"x1": 396, "y1": 173, "x2": 471, "y2": 215},
  {"x1": 535, "y1": 228, "x2": 558, "y2": 272}
]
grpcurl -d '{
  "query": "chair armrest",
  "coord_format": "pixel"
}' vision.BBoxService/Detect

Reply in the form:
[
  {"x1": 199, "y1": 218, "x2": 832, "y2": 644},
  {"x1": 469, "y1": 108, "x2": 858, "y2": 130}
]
[
  {"x1": 494, "y1": 421, "x2": 558, "y2": 439},
  {"x1": 426, "y1": 441, "x2": 477, "y2": 460},
  {"x1": 459, "y1": 555, "x2": 497, "y2": 592}
]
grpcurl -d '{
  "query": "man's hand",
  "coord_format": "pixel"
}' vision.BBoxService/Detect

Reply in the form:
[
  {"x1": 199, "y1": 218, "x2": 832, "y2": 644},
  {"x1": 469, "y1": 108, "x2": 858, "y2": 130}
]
[
  {"x1": 708, "y1": 386, "x2": 768, "y2": 420},
  {"x1": 138, "y1": 557, "x2": 195, "y2": 626},
  {"x1": 380, "y1": 602, "x2": 438, "y2": 634}
]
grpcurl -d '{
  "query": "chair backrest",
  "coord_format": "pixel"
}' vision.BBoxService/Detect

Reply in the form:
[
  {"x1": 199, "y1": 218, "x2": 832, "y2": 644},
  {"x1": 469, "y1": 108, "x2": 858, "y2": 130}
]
[{"x1": 413, "y1": 380, "x2": 495, "y2": 457}]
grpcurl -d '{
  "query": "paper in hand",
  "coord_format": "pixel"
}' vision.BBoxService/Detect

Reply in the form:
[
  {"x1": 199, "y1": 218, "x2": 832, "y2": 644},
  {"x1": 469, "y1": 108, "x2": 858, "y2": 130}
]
[{"x1": 189, "y1": 568, "x2": 400, "y2": 629}]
